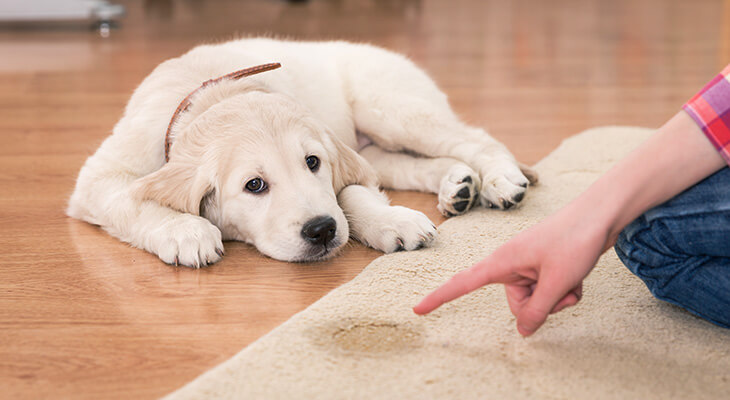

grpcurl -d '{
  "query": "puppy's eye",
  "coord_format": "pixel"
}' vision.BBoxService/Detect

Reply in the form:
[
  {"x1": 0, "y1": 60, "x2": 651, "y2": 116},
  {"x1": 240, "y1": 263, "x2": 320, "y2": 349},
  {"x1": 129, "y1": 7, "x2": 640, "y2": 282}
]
[
  {"x1": 244, "y1": 178, "x2": 267, "y2": 193},
  {"x1": 306, "y1": 155, "x2": 320, "y2": 172}
]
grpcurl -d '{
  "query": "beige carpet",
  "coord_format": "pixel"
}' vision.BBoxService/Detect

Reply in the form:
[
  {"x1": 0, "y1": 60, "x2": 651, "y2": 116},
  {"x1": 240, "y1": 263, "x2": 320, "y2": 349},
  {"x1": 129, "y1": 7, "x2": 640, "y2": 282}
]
[{"x1": 165, "y1": 127, "x2": 730, "y2": 399}]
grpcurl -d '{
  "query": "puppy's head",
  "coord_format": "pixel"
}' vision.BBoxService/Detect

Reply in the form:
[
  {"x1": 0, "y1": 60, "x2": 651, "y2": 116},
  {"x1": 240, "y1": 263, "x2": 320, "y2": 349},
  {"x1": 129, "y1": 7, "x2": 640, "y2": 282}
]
[{"x1": 133, "y1": 89, "x2": 375, "y2": 262}]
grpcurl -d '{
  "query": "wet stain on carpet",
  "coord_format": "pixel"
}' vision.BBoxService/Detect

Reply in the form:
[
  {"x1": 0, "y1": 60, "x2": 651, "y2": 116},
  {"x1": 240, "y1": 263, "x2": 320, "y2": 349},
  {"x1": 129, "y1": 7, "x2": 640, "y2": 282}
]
[{"x1": 310, "y1": 318, "x2": 424, "y2": 356}]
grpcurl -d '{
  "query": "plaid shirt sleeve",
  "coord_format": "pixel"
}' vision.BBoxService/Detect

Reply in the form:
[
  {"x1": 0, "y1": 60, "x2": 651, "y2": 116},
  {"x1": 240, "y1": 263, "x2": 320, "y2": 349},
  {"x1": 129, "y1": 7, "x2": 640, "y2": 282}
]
[{"x1": 683, "y1": 64, "x2": 730, "y2": 166}]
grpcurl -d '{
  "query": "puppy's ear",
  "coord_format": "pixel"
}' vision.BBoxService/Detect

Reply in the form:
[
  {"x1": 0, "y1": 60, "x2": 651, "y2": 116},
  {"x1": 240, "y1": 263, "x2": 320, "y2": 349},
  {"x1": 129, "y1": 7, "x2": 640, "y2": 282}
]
[
  {"x1": 518, "y1": 162, "x2": 539, "y2": 185},
  {"x1": 131, "y1": 162, "x2": 214, "y2": 216},
  {"x1": 322, "y1": 131, "x2": 378, "y2": 192}
]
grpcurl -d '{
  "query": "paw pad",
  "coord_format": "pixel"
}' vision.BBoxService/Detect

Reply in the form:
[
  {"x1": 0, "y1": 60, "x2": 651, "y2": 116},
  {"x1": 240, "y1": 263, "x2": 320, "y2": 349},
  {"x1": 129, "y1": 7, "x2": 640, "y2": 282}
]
[{"x1": 438, "y1": 165, "x2": 481, "y2": 218}]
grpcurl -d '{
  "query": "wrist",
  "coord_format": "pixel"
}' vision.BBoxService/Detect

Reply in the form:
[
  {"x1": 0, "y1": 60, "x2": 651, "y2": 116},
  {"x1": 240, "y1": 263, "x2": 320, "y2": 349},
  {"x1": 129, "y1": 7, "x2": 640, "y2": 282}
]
[{"x1": 559, "y1": 184, "x2": 624, "y2": 251}]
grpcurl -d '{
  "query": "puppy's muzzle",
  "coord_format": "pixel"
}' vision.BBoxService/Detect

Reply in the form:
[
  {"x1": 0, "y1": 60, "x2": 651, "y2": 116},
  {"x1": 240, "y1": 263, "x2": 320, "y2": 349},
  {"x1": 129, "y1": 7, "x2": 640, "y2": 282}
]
[{"x1": 301, "y1": 216, "x2": 337, "y2": 247}]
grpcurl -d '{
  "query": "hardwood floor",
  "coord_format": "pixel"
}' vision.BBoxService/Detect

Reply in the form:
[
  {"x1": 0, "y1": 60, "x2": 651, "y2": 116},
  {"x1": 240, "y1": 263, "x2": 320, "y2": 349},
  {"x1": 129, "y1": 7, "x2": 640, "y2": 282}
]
[{"x1": 1, "y1": 0, "x2": 728, "y2": 398}]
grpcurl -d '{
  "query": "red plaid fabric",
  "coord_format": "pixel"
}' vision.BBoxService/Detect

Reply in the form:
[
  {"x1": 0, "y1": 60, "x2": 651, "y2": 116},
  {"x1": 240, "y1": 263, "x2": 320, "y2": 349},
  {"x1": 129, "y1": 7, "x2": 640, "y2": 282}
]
[{"x1": 683, "y1": 64, "x2": 730, "y2": 166}]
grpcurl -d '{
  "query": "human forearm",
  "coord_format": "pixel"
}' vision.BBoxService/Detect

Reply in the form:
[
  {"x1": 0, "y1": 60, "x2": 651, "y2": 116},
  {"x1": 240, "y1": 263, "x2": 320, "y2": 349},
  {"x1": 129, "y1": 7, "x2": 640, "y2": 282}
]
[{"x1": 565, "y1": 111, "x2": 726, "y2": 249}]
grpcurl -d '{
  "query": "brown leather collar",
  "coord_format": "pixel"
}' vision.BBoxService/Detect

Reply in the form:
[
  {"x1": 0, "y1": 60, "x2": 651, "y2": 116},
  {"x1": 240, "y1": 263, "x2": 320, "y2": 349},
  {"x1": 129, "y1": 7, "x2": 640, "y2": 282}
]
[{"x1": 164, "y1": 62, "x2": 282, "y2": 162}]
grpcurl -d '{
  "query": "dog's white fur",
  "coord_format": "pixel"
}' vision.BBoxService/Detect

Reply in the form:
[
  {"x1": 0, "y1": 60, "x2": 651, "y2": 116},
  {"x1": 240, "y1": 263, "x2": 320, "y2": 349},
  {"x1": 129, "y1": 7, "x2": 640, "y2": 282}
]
[{"x1": 68, "y1": 38, "x2": 536, "y2": 267}]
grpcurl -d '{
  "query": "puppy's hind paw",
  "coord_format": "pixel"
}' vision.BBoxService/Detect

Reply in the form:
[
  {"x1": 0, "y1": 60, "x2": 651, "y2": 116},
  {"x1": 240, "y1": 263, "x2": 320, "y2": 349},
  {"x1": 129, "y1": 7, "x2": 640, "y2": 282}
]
[
  {"x1": 438, "y1": 164, "x2": 481, "y2": 217},
  {"x1": 479, "y1": 161, "x2": 532, "y2": 210},
  {"x1": 149, "y1": 215, "x2": 224, "y2": 268}
]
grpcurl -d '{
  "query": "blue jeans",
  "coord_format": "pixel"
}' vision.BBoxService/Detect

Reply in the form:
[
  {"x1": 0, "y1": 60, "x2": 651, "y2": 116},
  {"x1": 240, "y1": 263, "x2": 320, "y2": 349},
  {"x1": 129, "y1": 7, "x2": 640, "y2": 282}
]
[{"x1": 615, "y1": 167, "x2": 730, "y2": 328}]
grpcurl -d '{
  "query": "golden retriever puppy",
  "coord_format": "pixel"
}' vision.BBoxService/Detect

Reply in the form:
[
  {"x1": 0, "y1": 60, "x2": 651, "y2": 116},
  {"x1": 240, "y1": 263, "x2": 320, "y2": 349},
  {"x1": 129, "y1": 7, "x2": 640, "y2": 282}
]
[{"x1": 68, "y1": 38, "x2": 536, "y2": 267}]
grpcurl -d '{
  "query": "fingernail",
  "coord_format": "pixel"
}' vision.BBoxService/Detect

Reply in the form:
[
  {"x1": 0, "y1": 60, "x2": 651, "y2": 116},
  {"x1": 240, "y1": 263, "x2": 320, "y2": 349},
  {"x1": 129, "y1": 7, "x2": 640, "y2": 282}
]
[{"x1": 517, "y1": 324, "x2": 533, "y2": 337}]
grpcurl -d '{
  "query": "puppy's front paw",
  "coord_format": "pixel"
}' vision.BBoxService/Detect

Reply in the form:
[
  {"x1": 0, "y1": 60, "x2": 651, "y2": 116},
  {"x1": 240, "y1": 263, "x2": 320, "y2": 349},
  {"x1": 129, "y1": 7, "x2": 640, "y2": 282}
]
[
  {"x1": 361, "y1": 206, "x2": 437, "y2": 253},
  {"x1": 479, "y1": 160, "x2": 532, "y2": 210},
  {"x1": 438, "y1": 163, "x2": 481, "y2": 217},
  {"x1": 149, "y1": 215, "x2": 224, "y2": 268}
]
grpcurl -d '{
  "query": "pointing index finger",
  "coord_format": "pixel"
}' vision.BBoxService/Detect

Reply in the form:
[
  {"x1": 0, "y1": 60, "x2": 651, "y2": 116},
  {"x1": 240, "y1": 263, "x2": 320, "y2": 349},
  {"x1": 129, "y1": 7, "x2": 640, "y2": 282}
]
[{"x1": 413, "y1": 255, "x2": 508, "y2": 315}]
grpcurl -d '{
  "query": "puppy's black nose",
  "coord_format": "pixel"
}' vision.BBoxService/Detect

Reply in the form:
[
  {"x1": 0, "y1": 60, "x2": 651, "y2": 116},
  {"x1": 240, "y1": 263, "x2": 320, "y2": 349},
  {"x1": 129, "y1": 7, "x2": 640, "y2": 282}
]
[{"x1": 301, "y1": 216, "x2": 337, "y2": 246}]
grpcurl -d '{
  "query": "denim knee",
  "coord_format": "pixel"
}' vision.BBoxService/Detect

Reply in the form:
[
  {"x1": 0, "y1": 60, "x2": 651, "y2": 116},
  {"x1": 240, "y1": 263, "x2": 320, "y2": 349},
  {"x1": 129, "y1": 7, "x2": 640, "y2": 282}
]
[
  {"x1": 615, "y1": 216, "x2": 730, "y2": 328},
  {"x1": 614, "y1": 216, "x2": 681, "y2": 299}
]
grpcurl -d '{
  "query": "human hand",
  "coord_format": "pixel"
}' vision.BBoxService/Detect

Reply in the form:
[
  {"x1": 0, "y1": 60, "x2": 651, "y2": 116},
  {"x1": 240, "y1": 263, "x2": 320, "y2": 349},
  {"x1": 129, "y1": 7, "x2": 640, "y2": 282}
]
[{"x1": 413, "y1": 209, "x2": 611, "y2": 336}]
